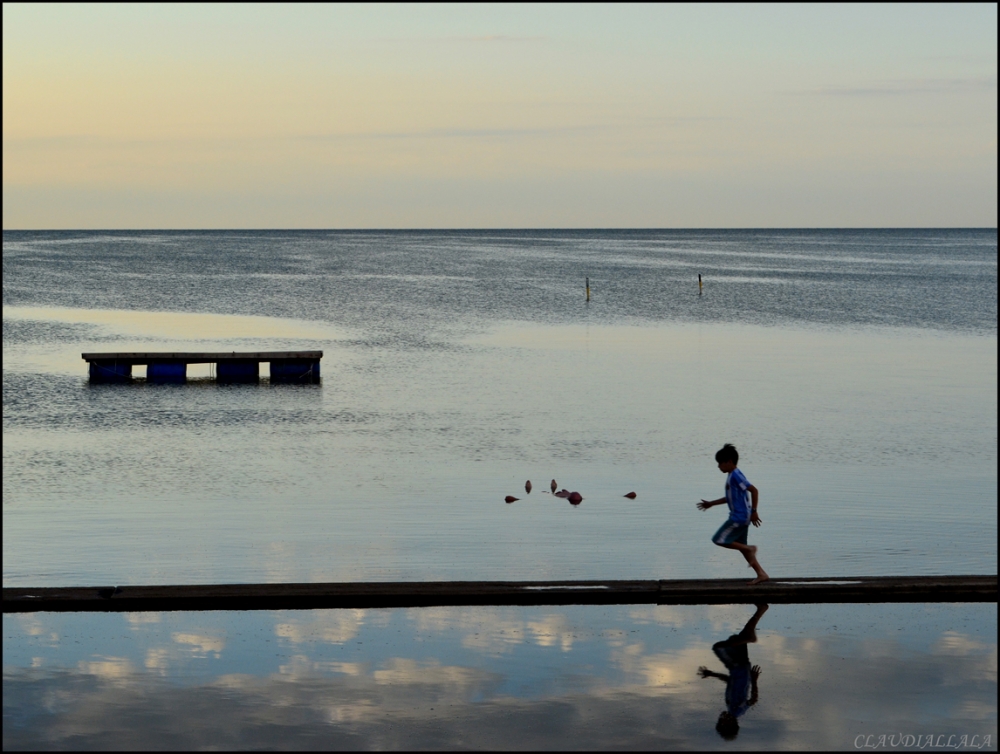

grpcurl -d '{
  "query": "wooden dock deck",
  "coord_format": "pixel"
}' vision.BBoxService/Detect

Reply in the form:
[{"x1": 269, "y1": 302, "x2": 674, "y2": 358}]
[
  {"x1": 82, "y1": 350, "x2": 322, "y2": 383},
  {"x1": 3, "y1": 575, "x2": 994, "y2": 613},
  {"x1": 81, "y1": 351, "x2": 324, "y2": 363}
]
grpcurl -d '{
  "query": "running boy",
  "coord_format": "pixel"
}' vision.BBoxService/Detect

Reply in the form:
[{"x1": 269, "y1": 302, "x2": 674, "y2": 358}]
[{"x1": 697, "y1": 444, "x2": 769, "y2": 585}]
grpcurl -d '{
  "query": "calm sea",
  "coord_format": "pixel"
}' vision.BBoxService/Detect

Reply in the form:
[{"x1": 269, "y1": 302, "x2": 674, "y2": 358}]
[{"x1": 3, "y1": 229, "x2": 997, "y2": 586}]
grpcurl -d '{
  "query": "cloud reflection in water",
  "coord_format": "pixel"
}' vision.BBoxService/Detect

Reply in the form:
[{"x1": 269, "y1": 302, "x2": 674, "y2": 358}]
[{"x1": 3, "y1": 603, "x2": 996, "y2": 750}]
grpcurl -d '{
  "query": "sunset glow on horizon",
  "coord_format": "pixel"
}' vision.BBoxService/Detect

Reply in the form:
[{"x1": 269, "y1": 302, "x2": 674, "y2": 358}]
[{"x1": 3, "y1": 3, "x2": 996, "y2": 228}]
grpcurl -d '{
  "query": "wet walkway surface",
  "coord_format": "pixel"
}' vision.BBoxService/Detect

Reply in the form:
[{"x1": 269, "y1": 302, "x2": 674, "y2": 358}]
[{"x1": 5, "y1": 575, "x2": 996, "y2": 612}]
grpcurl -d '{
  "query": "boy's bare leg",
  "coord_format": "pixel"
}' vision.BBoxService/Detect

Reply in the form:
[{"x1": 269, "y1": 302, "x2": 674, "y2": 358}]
[
  {"x1": 743, "y1": 602, "x2": 768, "y2": 637},
  {"x1": 720, "y1": 542, "x2": 770, "y2": 584}
]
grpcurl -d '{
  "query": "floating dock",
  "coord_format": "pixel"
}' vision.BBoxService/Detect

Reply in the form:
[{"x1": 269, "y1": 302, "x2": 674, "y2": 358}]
[
  {"x1": 82, "y1": 351, "x2": 322, "y2": 383},
  {"x1": 3, "y1": 575, "x2": 994, "y2": 613}
]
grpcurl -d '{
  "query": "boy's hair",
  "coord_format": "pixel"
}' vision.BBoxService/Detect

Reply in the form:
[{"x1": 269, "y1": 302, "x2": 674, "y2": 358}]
[
  {"x1": 716, "y1": 711, "x2": 739, "y2": 740},
  {"x1": 715, "y1": 444, "x2": 739, "y2": 465}
]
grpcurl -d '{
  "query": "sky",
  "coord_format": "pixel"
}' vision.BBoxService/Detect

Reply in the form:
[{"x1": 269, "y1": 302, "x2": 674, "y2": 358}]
[{"x1": 3, "y1": 3, "x2": 996, "y2": 228}]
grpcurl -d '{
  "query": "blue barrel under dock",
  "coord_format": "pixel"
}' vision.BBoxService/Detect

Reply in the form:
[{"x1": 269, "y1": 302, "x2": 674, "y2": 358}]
[{"x1": 82, "y1": 351, "x2": 322, "y2": 384}]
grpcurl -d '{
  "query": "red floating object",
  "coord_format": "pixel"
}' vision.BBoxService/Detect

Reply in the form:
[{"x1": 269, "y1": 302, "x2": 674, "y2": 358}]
[
  {"x1": 624, "y1": 492, "x2": 637, "y2": 499},
  {"x1": 568, "y1": 491, "x2": 583, "y2": 504},
  {"x1": 505, "y1": 495, "x2": 519, "y2": 503}
]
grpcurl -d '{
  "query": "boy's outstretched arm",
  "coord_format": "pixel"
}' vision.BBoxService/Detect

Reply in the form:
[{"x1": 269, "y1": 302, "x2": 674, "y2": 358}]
[
  {"x1": 748, "y1": 484, "x2": 761, "y2": 527},
  {"x1": 749, "y1": 665, "x2": 762, "y2": 707},
  {"x1": 697, "y1": 497, "x2": 726, "y2": 511},
  {"x1": 698, "y1": 666, "x2": 730, "y2": 682}
]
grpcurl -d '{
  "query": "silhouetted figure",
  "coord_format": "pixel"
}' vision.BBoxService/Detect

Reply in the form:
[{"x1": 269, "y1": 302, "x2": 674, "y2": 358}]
[
  {"x1": 698, "y1": 603, "x2": 768, "y2": 740},
  {"x1": 697, "y1": 444, "x2": 768, "y2": 584}
]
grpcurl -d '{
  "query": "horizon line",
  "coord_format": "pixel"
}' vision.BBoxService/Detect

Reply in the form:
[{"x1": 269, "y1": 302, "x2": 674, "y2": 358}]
[{"x1": 4, "y1": 226, "x2": 997, "y2": 232}]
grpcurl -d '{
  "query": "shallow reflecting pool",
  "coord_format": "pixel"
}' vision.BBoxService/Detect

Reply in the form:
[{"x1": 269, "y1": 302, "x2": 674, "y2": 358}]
[{"x1": 4, "y1": 602, "x2": 996, "y2": 750}]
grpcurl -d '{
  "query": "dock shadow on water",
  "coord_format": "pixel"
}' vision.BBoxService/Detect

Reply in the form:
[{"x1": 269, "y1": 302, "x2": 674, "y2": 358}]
[{"x1": 3, "y1": 602, "x2": 996, "y2": 750}]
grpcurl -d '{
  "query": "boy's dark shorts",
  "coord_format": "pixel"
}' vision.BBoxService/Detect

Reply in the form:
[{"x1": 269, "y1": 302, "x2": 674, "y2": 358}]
[{"x1": 712, "y1": 519, "x2": 749, "y2": 546}]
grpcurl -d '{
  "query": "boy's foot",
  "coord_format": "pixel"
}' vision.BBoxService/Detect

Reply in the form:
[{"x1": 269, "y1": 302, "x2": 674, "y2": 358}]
[{"x1": 748, "y1": 570, "x2": 770, "y2": 585}]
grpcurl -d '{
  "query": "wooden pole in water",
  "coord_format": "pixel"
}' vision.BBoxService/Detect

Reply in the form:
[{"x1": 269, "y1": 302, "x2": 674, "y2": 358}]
[
  {"x1": 698, "y1": 274, "x2": 703, "y2": 294},
  {"x1": 586, "y1": 277, "x2": 590, "y2": 302}
]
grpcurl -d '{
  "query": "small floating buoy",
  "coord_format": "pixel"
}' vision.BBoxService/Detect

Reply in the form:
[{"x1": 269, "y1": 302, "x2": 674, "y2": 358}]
[
  {"x1": 505, "y1": 496, "x2": 519, "y2": 503},
  {"x1": 568, "y1": 491, "x2": 583, "y2": 505},
  {"x1": 525, "y1": 480, "x2": 532, "y2": 494},
  {"x1": 624, "y1": 492, "x2": 637, "y2": 499},
  {"x1": 551, "y1": 479, "x2": 558, "y2": 493}
]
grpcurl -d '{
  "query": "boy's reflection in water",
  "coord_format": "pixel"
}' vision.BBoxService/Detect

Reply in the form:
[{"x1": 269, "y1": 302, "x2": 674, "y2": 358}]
[{"x1": 698, "y1": 603, "x2": 768, "y2": 740}]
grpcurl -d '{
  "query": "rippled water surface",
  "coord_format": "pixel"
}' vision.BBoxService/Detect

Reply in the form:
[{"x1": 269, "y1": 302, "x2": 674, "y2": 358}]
[{"x1": 3, "y1": 230, "x2": 996, "y2": 585}]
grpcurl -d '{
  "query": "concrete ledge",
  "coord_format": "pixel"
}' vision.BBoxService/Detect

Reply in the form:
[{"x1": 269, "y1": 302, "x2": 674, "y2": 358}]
[{"x1": 3, "y1": 575, "x2": 994, "y2": 613}]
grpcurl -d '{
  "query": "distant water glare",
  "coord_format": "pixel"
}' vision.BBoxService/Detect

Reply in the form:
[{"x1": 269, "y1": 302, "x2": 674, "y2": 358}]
[{"x1": 2, "y1": 230, "x2": 996, "y2": 585}]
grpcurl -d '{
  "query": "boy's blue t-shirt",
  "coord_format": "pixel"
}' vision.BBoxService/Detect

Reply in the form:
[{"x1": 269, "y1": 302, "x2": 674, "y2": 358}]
[
  {"x1": 726, "y1": 663, "x2": 753, "y2": 718},
  {"x1": 714, "y1": 640, "x2": 753, "y2": 718},
  {"x1": 726, "y1": 468, "x2": 752, "y2": 524}
]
